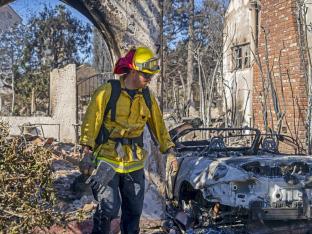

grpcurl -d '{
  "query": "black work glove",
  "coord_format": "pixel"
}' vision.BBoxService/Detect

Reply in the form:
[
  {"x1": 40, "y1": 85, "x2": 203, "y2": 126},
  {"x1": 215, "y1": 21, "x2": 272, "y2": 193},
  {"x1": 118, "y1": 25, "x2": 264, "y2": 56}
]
[{"x1": 86, "y1": 160, "x2": 116, "y2": 193}]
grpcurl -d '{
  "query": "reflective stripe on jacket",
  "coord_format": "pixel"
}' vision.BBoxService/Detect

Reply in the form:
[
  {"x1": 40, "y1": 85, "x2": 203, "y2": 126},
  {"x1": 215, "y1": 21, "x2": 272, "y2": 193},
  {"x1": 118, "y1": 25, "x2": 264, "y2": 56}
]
[{"x1": 80, "y1": 78, "x2": 175, "y2": 173}]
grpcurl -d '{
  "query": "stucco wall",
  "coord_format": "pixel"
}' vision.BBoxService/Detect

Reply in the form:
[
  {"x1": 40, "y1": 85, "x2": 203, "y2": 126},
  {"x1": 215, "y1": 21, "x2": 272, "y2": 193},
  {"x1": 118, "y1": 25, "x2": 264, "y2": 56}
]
[
  {"x1": 2, "y1": 64, "x2": 77, "y2": 142},
  {"x1": 305, "y1": 0, "x2": 312, "y2": 67},
  {"x1": 223, "y1": 0, "x2": 255, "y2": 126}
]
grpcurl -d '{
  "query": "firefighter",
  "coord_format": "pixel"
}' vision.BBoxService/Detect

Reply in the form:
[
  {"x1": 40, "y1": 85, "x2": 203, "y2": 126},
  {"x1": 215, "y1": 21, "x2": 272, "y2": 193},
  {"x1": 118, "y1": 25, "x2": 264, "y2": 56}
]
[{"x1": 79, "y1": 46, "x2": 178, "y2": 234}]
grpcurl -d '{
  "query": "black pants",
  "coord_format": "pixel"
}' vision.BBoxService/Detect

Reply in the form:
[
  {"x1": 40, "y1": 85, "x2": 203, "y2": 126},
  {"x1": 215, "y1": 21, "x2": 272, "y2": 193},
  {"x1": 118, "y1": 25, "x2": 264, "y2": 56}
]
[{"x1": 91, "y1": 169, "x2": 145, "y2": 234}]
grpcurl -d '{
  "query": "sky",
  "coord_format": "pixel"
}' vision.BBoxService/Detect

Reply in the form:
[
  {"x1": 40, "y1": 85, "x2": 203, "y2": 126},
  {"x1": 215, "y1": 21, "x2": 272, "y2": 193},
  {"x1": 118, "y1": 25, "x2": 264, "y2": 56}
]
[{"x1": 10, "y1": 0, "x2": 90, "y2": 25}]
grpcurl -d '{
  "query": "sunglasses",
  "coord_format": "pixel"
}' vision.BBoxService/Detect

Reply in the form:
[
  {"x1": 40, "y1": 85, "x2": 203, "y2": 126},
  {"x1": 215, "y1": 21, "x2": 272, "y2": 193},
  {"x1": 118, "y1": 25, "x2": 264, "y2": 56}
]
[{"x1": 138, "y1": 71, "x2": 154, "y2": 80}]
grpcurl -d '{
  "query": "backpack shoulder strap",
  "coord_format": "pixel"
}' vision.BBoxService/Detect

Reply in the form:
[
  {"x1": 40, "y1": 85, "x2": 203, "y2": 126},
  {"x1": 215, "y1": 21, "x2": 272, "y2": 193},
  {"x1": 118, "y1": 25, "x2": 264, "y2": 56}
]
[
  {"x1": 142, "y1": 87, "x2": 152, "y2": 113},
  {"x1": 142, "y1": 87, "x2": 158, "y2": 145},
  {"x1": 104, "y1": 79, "x2": 121, "y2": 121}
]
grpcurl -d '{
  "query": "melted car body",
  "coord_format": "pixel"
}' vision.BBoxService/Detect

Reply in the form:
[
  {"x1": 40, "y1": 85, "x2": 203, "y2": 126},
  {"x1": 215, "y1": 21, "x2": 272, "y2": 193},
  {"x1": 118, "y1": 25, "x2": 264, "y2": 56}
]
[{"x1": 166, "y1": 125, "x2": 312, "y2": 232}]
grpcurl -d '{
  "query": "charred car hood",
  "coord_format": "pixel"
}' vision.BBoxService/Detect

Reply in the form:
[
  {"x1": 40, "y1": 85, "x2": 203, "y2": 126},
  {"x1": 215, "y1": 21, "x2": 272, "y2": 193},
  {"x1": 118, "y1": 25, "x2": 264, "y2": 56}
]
[
  {"x1": 189, "y1": 155, "x2": 312, "y2": 188},
  {"x1": 175, "y1": 155, "x2": 312, "y2": 210}
]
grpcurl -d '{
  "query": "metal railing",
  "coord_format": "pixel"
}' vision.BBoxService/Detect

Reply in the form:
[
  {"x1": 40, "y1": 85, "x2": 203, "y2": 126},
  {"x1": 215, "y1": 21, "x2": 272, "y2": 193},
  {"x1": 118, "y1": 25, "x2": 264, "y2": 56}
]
[{"x1": 76, "y1": 72, "x2": 114, "y2": 124}]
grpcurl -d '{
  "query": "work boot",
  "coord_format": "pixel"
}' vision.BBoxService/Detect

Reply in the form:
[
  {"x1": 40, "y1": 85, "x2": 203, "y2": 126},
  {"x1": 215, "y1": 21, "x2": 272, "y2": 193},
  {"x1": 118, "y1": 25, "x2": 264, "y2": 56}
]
[{"x1": 92, "y1": 208, "x2": 111, "y2": 234}]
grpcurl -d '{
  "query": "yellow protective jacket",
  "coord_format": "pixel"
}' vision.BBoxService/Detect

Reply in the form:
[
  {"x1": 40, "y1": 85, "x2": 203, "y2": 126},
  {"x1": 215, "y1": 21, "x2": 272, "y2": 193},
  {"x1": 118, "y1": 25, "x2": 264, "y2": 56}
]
[{"x1": 80, "y1": 79, "x2": 175, "y2": 173}]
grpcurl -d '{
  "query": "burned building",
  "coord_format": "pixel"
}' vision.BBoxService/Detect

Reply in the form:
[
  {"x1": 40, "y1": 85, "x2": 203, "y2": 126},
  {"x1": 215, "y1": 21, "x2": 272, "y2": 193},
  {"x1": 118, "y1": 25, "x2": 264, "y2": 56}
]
[
  {"x1": 0, "y1": 5, "x2": 21, "y2": 115},
  {"x1": 0, "y1": 4, "x2": 21, "y2": 34},
  {"x1": 223, "y1": 0, "x2": 312, "y2": 149}
]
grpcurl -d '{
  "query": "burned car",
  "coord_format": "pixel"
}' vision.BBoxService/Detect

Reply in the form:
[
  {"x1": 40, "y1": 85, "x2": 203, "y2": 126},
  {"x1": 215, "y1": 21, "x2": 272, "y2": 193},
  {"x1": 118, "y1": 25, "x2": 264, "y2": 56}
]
[{"x1": 165, "y1": 125, "x2": 312, "y2": 233}]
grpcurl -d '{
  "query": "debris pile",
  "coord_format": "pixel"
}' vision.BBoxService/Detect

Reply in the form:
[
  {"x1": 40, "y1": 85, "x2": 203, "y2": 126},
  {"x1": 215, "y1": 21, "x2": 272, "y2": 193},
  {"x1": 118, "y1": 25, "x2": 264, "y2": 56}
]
[
  {"x1": 0, "y1": 121, "x2": 167, "y2": 233},
  {"x1": 0, "y1": 121, "x2": 95, "y2": 233},
  {"x1": 0, "y1": 121, "x2": 62, "y2": 232}
]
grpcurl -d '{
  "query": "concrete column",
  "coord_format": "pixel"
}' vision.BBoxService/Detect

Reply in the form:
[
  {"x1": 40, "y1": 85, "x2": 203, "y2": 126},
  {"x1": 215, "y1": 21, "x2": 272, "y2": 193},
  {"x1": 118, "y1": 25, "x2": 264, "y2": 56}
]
[{"x1": 50, "y1": 64, "x2": 77, "y2": 142}]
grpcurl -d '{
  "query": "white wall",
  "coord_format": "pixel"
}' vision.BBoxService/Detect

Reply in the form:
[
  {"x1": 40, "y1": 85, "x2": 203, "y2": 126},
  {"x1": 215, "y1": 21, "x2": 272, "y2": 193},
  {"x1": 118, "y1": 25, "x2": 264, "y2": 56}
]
[
  {"x1": 305, "y1": 1, "x2": 312, "y2": 71},
  {"x1": 223, "y1": 0, "x2": 256, "y2": 126},
  {"x1": 1, "y1": 64, "x2": 77, "y2": 143}
]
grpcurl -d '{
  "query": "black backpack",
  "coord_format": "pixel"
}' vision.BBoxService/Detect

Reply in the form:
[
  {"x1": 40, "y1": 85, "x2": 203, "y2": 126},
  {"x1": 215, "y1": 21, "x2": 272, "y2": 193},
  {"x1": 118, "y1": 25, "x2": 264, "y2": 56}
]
[{"x1": 95, "y1": 79, "x2": 153, "y2": 145}]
